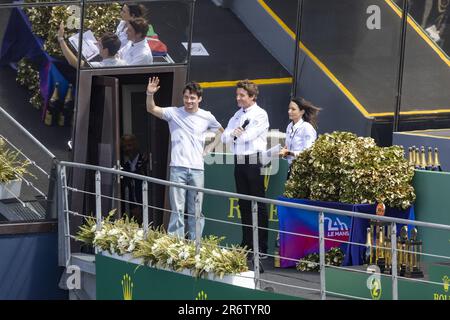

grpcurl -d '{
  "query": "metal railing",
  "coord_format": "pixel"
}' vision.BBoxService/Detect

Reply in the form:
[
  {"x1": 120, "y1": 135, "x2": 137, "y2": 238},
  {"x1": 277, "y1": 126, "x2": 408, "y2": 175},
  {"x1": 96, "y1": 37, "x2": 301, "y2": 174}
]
[
  {"x1": 0, "y1": 106, "x2": 57, "y2": 222},
  {"x1": 58, "y1": 160, "x2": 450, "y2": 300}
]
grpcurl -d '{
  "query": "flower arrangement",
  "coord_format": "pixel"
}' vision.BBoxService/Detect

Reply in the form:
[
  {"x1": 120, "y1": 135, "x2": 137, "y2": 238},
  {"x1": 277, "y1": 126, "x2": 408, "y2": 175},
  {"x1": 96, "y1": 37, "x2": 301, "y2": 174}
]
[
  {"x1": 296, "y1": 247, "x2": 345, "y2": 272},
  {"x1": 76, "y1": 211, "x2": 249, "y2": 279},
  {"x1": 284, "y1": 131, "x2": 415, "y2": 209},
  {"x1": 0, "y1": 137, "x2": 32, "y2": 183}
]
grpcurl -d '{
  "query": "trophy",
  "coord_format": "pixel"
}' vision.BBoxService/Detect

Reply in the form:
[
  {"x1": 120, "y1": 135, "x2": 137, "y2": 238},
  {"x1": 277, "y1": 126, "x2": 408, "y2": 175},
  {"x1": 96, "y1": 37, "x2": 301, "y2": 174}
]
[
  {"x1": 383, "y1": 224, "x2": 392, "y2": 275},
  {"x1": 405, "y1": 228, "x2": 424, "y2": 278},
  {"x1": 398, "y1": 226, "x2": 408, "y2": 276},
  {"x1": 365, "y1": 227, "x2": 374, "y2": 265},
  {"x1": 365, "y1": 219, "x2": 388, "y2": 273},
  {"x1": 375, "y1": 224, "x2": 386, "y2": 273}
]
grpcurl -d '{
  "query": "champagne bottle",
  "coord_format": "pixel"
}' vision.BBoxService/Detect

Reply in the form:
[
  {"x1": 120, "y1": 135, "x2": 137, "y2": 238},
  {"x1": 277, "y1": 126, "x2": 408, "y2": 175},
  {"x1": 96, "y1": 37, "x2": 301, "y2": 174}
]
[
  {"x1": 411, "y1": 145, "x2": 416, "y2": 166},
  {"x1": 58, "y1": 84, "x2": 74, "y2": 127},
  {"x1": 426, "y1": 147, "x2": 433, "y2": 170},
  {"x1": 45, "y1": 82, "x2": 60, "y2": 126},
  {"x1": 408, "y1": 147, "x2": 414, "y2": 167},
  {"x1": 414, "y1": 147, "x2": 421, "y2": 169},
  {"x1": 420, "y1": 146, "x2": 427, "y2": 170},
  {"x1": 433, "y1": 147, "x2": 442, "y2": 172}
]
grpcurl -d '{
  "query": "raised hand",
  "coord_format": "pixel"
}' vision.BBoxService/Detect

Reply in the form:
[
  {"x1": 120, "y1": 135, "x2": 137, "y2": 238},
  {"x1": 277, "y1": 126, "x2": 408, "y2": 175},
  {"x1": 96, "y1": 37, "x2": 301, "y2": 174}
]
[
  {"x1": 147, "y1": 77, "x2": 160, "y2": 95},
  {"x1": 58, "y1": 21, "x2": 65, "y2": 39}
]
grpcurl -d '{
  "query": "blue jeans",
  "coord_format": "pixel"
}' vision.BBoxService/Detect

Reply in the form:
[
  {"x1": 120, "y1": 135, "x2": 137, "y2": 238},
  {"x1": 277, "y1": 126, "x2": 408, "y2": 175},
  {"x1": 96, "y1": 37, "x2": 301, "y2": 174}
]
[{"x1": 167, "y1": 166, "x2": 205, "y2": 240}]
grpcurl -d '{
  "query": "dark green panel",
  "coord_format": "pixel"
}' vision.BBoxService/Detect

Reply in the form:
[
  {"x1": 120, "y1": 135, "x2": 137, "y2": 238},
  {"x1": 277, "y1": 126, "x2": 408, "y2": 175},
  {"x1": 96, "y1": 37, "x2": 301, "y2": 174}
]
[
  {"x1": 412, "y1": 170, "x2": 450, "y2": 263},
  {"x1": 96, "y1": 254, "x2": 298, "y2": 300},
  {"x1": 326, "y1": 266, "x2": 441, "y2": 300}
]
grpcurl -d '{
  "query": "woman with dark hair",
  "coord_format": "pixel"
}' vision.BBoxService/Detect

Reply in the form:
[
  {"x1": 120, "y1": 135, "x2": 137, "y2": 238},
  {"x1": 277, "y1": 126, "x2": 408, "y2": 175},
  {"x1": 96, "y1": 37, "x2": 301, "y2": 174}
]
[
  {"x1": 116, "y1": 4, "x2": 147, "y2": 48},
  {"x1": 279, "y1": 97, "x2": 320, "y2": 176}
]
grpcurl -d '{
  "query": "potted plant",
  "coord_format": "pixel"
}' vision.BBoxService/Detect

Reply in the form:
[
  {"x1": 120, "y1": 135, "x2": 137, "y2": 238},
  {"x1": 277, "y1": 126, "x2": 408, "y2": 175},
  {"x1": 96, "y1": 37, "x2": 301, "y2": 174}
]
[
  {"x1": 76, "y1": 211, "x2": 253, "y2": 288},
  {"x1": 279, "y1": 131, "x2": 416, "y2": 267},
  {"x1": 0, "y1": 137, "x2": 32, "y2": 200}
]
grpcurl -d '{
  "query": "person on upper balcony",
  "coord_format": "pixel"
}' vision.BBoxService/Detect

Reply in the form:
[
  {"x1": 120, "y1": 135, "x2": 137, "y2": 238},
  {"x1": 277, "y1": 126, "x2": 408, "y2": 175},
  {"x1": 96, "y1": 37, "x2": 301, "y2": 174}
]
[
  {"x1": 117, "y1": 17, "x2": 153, "y2": 65},
  {"x1": 57, "y1": 22, "x2": 125, "y2": 68},
  {"x1": 116, "y1": 4, "x2": 147, "y2": 49}
]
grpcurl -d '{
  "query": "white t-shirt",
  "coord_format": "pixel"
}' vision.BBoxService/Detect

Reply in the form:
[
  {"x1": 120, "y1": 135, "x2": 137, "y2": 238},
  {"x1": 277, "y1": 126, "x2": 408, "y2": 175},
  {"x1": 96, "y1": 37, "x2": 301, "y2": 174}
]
[
  {"x1": 162, "y1": 107, "x2": 222, "y2": 170},
  {"x1": 118, "y1": 38, "x2": 153, "y2": 65}
]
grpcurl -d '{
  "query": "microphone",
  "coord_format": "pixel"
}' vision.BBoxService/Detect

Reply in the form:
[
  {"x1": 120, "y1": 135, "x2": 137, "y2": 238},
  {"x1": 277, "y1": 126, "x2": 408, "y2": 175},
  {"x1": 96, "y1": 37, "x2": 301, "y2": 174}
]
[{"x1": 234, "y1": 119, "x2": 250, "y2": 141}]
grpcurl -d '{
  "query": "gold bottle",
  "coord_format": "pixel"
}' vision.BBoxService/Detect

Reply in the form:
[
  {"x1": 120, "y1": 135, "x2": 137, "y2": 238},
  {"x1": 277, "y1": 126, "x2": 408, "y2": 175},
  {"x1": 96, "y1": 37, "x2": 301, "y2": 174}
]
[
  {"x1": 408, "y1": 147, "x2": 414, "y2": 167},
  {"x1": 414, "y1": 147, "x2": 421, "y2": 169},
  {"x1": 426, "y1": 147, "x2": 433, "y2": 170},
  {"x1": 420, "y1": 146, "x2": 427, "y2": 170},
  {"x1": 58, "y1": 84, "x2": 73, "y2": 127},
  {"x1": 434, "y1": 148, "x2": 442, "y2": 171}
]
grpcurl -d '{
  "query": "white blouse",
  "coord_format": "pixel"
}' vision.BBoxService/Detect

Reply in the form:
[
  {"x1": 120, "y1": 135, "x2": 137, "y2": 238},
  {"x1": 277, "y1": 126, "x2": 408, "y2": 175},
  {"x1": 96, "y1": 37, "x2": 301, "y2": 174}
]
[
  {"x1": 285, "y1": 119, "x2": 317, "y2": 165},
  {"x1": 117, "y1": 38, "x2": 153, "y2": 65}
]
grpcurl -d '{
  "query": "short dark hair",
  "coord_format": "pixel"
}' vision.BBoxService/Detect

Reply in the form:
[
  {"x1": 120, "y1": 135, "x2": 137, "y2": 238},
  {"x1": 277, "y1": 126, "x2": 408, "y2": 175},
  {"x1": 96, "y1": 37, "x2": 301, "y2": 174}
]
[
  {"x1": 183, "y1": 81, "x2": 203, "y2": 98},
  {"x1": 100, "y1": 32, "x2": 121, "y2": 56},
  {"x1": 128, "y1": 17, "x2": 149, "y2": 38},
  {"x1": 237, "y1": 79, "x2": 259, "y2": 101},
  {"x1": 127, "y1": 4, "x2": 146, "y2": 18}
]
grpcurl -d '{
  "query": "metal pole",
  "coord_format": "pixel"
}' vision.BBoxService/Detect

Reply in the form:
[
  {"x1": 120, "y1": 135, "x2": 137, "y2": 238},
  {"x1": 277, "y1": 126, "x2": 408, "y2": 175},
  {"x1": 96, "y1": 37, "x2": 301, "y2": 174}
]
[
  {"x1": 393, "y1": 0, "x2": 409, "y2": 132},
  {"x1": 318, "y1": 211, "x2": 326, "y2": 300},
  {"x1": 61, "y1": 165, "x2": 71, "y2": 267},
  {"x1": 70, "y1": 0, "x2": 86, "y2": 163},
  {"x1": 292, "y1": 0, "x2": 304, "y2": 97},
  {"x1": 0, "y1": 106, "x2": 56, "y2": 159},
  {"x1": 142, "y1": 181, "x2": 149, "y2": 235},
  {"x1": 95, "y1": 170, "x2": 102, "y2": 253},
  {"x1": 391, "y1": 222, "x2": 398, "y2": 300},
  {"x1": 195, "y1": 191, "x2": 201, "y2": 256},
  {"x1": 251, "y1": 200, "x2": 260, "y2": 289},
  {"x1": 185, "y1": 0, "x2": 196, "y2": 81}
]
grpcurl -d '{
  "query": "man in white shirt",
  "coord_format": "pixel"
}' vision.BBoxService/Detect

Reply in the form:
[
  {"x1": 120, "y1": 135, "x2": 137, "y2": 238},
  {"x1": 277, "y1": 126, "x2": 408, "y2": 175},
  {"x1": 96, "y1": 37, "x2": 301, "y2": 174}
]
[
  {"x1": 118, "y1": 17, "x2": 153, "y2": 65},
  {"x1": 145, "y1": 77, "x2": 224, "y2": 240},
  {"x1": 221, "y1": 80, "x2": 270, "y2": 258}
]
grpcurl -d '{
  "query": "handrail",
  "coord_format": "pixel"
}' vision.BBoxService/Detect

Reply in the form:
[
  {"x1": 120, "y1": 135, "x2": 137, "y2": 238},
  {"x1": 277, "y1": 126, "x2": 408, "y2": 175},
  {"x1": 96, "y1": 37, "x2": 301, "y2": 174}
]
[
  {"x1": 59, "y1": 160, "x2": 450, "y2": 231},
  {"x1": 0, "y1": 106, "x2": 56, "y2": 159}
]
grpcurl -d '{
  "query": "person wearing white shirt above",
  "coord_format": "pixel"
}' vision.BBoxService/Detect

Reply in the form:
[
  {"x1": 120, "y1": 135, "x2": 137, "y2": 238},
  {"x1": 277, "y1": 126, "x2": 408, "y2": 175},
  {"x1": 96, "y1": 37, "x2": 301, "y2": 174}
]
[
  {"x1": 221, "y1": 79, "x2": 270, "y2": 258},
  {"x1": 116, "y1": 4, "x2": 146, "y2": 49},
  {"x1": 118, "y1": 17, "x2": 153, "y2": 65},
  {"x1": 145, "y1": 77, "x2": 224, "y2": 240},
  {"x1": 279, "y1": 97, "x2": 320, "y2": 178},
  {"x1": 57, "y1": 22, "x2": 125, "y2": 68}
]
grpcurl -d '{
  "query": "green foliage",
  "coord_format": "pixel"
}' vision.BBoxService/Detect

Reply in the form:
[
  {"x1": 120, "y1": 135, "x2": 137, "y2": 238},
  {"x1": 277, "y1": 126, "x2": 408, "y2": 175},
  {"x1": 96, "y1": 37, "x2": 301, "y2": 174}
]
[
  {"x1": 0, "y1": 138, "x2": 32, "y2": 183},
  {"x1": 296, "y1": 247, "x2": 345, "y2": 272},
  {"x1": 284, "y1": 131, "x2": 415, "y2": 209},
  {"x1": 16, "y1": 59, "x2": 42, "y2": 109}
]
